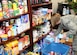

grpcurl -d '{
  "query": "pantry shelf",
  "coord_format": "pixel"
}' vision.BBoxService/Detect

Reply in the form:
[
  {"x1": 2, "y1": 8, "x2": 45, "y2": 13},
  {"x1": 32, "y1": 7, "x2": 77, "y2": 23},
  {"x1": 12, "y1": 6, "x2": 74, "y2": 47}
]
[
  {"x1": 0, "y1": 37, "x2": 18, "y2": 45},
  {"x1": 32, "y1": 2, "x2": 52, "y2": 7},
  {"x1": 0, "y1": 12, "x2": 29, "y2": 22},
  {"x1": 34, "y1": 31, "x2": 50, "y2": 44},
  {"x1": 33, "y1": 19, "x2": 51, "y2": 28},
  {"x1": 0, "y1": 28, "x2": 30, "y2": 45},
  {"x1": 33, "y1": 22, "x2": 45, "y2": 28}
]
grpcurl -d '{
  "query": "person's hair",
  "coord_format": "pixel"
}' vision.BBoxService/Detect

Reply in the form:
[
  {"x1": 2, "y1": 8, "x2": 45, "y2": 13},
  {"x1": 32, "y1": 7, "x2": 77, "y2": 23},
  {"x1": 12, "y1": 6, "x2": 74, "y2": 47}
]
[{"x1": 51, "y1": 13, "x2": 61, "y2": 27}]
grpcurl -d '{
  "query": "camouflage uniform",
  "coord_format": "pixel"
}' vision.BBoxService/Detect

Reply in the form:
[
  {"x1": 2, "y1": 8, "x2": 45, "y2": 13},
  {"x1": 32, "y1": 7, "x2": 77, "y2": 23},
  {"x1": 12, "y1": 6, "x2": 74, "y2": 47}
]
[{"x1": 54, "y1": 15, "x2": 77, "y2": 55}]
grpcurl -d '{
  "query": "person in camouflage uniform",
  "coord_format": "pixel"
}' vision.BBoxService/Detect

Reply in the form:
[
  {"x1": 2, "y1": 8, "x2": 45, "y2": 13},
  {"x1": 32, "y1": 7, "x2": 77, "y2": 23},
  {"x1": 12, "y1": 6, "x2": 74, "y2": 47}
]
[{"x1": 51, "y1": 13, "x2": 77, "y2": 55}]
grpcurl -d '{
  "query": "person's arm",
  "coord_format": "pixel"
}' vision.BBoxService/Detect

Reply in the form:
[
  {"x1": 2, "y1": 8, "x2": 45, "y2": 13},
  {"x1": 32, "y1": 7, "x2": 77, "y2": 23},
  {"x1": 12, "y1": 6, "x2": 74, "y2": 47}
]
[{"x1": 54, "y1": 23, "x2": 63, "y2": 36}]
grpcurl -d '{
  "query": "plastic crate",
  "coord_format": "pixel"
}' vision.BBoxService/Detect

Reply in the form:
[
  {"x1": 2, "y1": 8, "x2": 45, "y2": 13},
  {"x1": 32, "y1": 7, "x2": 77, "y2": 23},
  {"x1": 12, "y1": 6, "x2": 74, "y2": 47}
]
[{"x1": 41, "y1": 42, "x2": 70, "y2": 55}]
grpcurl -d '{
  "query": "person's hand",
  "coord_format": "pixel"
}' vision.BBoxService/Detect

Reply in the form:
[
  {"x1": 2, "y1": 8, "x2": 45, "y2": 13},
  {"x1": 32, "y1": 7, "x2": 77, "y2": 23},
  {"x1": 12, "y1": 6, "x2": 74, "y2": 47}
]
[{"x1": 62, "y1": 33, "x2": 67, "y2": 39}]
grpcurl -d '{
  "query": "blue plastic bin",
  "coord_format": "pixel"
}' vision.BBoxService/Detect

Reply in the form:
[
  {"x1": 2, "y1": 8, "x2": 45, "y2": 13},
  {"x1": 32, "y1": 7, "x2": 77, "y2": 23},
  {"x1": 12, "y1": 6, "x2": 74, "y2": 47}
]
[{"x1": 41, "y1": 43, "x2": 70, "y2": 55}]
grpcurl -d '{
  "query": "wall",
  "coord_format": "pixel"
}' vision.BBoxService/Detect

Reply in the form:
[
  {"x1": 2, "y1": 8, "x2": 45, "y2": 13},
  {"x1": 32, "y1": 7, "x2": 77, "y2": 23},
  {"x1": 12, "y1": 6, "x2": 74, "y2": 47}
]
[{"x1": 51, "y1": 0, "x2": 65, "y2": 14}]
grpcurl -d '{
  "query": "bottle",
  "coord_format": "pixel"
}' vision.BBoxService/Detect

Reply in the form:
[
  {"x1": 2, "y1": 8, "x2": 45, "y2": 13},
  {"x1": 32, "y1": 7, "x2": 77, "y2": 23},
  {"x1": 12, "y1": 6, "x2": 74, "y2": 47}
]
[
  {"x1": 12, "y1": 25, "x2": 17, "y2": 36},
  {"x1": 13, "y1": 1, "x2": 19, "y2": 16},
  {"x1": 0, "y1": 46, "x2": 5, "y2": 55},
  {"x1": 66, "y1": 7, "x2": 70, "y2": 15},
  {"x1": 2, "y1": 0, "x2": 10, "y2": 18},
  {"x1": 0, "y1": 3, "x2": 3, "y2": 20},
  {"x1": 8, "y1": 1, "x2": 14, "y2": 17},
  {"x1": 5, "y1": 21, "x2": 10, "y2": 34},
  {"x1": 55, "y1": 37, "x2": 59, "y2": 43},
  {"x1": 7, "y1": 25, "x2": 12, "y2": 37},
  {"x1": 62, "y1": 6, "x2": 66, "y2": 15},
  {"x1": 18, "y1": 0, "x2": 24, "y2": 14}
]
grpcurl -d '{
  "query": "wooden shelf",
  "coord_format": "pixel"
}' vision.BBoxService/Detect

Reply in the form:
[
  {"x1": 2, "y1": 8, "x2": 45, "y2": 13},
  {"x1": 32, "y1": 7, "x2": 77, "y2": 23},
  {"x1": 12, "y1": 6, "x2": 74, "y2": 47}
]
[
  {"x1": 32, "y1": 2, "x2": 52, "y2": 7},
  {"x1": 33, "y1": 19, "x2": 51, "y2": 28},
  {"x1": 0, "y1": 12, "x2": 29, "y2": 22},
  {"x1": 33, "y1": 22, "x2": 45, "y2": 28},
  {"x1": 0, "y1": 0, "x2": 52, "y2": 54},
  {"x1": 0, "y1": 28, "x2": 30, "y2": 45},
  {"x1": 34, "y1": 31, "x2": 50, "y2": 44},
  {"x1": 0, "y1": 37, "x2": 18, "y2": 45}
]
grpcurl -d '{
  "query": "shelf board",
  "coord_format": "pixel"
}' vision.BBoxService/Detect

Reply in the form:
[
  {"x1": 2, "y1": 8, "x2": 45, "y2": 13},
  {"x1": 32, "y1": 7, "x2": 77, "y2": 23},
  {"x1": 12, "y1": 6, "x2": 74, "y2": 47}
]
[
  {"x1": 34, "y1": 31, "x2": 50, "y2": 44},
  {"x1": 32, "y1": 2, "x2": 52, "y2": 7},
  {"x1": 0, "y1": 37, "x2": 18, "y2": 45},
  {"x1": 0, "y1": 12, "x2": 29, "y2": 22},
  {"x1": 0, "y1": 28, "x2": 30, "y2": 45},
  {"x1": 33, "y1": 22, "x2": 44, "y2": 28},
  {"x1": 33, "y1": 19, "x2": 51, "y2": 28}
]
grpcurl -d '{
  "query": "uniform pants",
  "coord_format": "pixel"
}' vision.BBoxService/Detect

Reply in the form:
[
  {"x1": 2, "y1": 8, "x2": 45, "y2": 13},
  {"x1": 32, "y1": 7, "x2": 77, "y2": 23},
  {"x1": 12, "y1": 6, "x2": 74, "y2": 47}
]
[{"x1": 72, "y1": 51, "x2": 77, "y2": 55}]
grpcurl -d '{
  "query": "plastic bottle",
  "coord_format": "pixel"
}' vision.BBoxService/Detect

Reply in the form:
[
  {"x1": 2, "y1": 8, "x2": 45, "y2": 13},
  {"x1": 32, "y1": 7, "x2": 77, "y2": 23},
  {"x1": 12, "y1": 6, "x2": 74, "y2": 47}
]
[
  {"x1": 62, "y1": 6, "x2": 66, "y2": 15},
  {"x1": 8, "y1": 1, "x2": 14, "y2": 17},
  {"x1": 0, "y1": 3, "x2": 3, "y2": 20},
  {"x1": 0, "y1": 46, "x2": 4, "y2": 55},
  {"x1": 7, "y1": 26, "x2": 12, "y2": 37},
  {"x1": 2, "y1": 0, "x2": 10, "y2": 18},
  {"x1": 66, "y1": 7, "x2": 70, "y2": 15},
  {"x1": 13, "y1": 1, "x2": 19, "y2": 16}
]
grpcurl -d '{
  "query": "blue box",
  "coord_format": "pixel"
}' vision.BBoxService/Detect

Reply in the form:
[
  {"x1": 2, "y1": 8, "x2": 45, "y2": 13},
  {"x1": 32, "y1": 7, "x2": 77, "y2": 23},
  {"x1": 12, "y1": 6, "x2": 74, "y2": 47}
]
[{"x1": 41, "y1": 43, "x2": 70, "y2": 55}]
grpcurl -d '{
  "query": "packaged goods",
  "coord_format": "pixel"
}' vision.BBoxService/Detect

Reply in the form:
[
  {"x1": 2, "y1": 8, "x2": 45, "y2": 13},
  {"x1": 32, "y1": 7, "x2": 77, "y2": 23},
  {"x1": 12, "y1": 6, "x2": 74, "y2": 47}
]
[
  {"x1": 0, "y1": 46, "x2": 5, "y2": 55},
  {"x1": 4, "y1": 47, "x2": 12, "y2": 55},
  {"x1": 2, "y1": 0, "x2": 10, "y2": 18},
  {"x1": 13, "y1": 1, "x2": 19, "y2": 16},
  {"x1": 0, "y1": 3, "x2": 3, "y2": 20},
  {"x1": 1, "y1": 34, "x2": 8, "y2": 41},
  {"x1": 24, "y1": 35, "x2": 30, "y2": 46},
  {"x1": 8, "y1": 1, "x2": 14, "y2": 17}
]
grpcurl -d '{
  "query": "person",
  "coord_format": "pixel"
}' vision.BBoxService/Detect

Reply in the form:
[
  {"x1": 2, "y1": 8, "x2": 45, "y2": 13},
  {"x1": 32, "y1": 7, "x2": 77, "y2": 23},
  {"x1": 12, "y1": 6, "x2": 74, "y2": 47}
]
[{"x1": 51, "y1": 13, "x2": 77, "y2": 55}]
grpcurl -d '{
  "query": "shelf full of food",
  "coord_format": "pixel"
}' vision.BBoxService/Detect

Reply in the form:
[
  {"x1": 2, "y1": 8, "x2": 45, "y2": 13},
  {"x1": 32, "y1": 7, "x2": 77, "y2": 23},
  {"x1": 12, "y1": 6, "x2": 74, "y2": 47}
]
[
  {"x1": 33, "y1": 20, "x2": 51, "y2": 43},
  {"x1": 32, "y1": 7, "x2": 52, "y2": 27},
  {"x1": 0, "y1": 34, "x2": 30, "y2": 55},
  {"x1": 0, "y1": 14, "x2": 30, "y2": 45},
  {"x1": 0, "y1": 0, "x2": 28, "y2": 22}
]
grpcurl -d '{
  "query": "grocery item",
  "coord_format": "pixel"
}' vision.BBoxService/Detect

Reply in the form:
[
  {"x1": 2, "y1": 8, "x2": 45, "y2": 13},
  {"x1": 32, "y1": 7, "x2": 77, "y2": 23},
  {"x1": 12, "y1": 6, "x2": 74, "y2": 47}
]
[
  {"x1": 13, "y1": 1, "x2": 19, "y2": 16},
  {"x1": 1, "y1": 34, "x2": 8, "y2": 41},
  {"x1": 0, "y1": 3, "x2": 3, "y2": 20},
  {"x1": 2, "y1": 0, "x2": 10, "y2": 18},
  {"x1": 0, "y1": 46, "x2": 5, "y2": 55},
  {"x1": 8, "y1": 1, "x2": 14, "y2": 17}
]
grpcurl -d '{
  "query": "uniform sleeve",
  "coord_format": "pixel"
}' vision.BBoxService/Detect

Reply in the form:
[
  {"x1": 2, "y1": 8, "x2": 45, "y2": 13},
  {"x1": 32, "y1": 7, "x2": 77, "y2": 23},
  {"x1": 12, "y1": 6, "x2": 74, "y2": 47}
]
[
  {"x1": 66, "y1": 21, "x2": 77, "y2": 37},
  {"x1": 54, "y1": 23, "x2": 63, "y2": 36}
]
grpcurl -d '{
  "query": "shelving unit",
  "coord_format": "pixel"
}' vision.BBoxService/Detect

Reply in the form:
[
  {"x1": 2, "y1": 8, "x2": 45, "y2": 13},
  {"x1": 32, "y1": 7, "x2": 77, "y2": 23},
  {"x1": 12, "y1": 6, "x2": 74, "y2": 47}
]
[
  {"x1": 0, "y1": 0, "x2": 31, "y2": 55},
  {"x1": 0, "y1": 28, "x2": 30, "y2": 45},
  {"x1": 0, "y1": 0, "x2": 52, "y2": 55},
  {"x1": 31, "y1": 1, "x2": 52, "y2": 54},
  {"x1": 19, "y1": 1, "x2": 52, "y2": 54}
]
